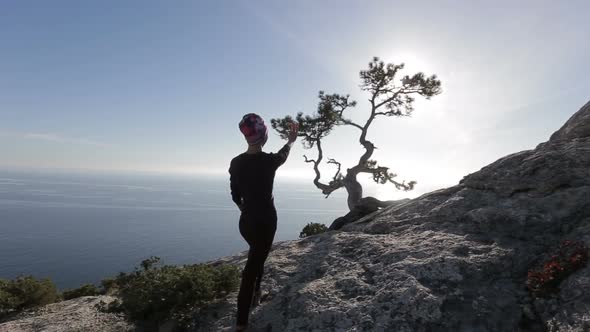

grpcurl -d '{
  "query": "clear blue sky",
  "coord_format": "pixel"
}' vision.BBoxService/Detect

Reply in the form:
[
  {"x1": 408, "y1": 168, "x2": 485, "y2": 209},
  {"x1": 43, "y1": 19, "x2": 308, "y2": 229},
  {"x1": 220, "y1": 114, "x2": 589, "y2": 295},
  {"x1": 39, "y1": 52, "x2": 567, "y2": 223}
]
[{"x1": 1, "y1": 0, "x2": 589, "y2": 199}]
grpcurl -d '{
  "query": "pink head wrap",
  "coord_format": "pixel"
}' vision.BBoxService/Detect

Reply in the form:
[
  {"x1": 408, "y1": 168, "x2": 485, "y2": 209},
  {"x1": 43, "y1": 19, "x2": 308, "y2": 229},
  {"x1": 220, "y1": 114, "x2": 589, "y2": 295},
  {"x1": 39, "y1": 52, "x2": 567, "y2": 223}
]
[{"x1": 239, "y1": 113, "x2": 268, "y2": 146}]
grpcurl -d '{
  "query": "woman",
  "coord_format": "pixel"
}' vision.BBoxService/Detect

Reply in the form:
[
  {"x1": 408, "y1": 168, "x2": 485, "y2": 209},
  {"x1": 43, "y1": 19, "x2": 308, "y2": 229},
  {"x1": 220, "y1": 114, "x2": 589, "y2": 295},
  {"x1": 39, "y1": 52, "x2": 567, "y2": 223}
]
[{"x1": 229, "y1": 113, "x2": 298, "y2": 331}]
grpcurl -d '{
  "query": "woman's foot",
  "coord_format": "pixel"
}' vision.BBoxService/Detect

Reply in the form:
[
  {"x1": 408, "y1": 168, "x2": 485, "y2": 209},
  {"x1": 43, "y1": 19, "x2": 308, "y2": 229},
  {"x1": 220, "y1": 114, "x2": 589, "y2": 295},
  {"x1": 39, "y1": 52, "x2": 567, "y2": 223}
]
[
  {"x1": 252, "y1": 289, "x2": 262, "y2": 307},
  {"x1": 235, "y1": 324, "x2": 248, "y2": 331}
]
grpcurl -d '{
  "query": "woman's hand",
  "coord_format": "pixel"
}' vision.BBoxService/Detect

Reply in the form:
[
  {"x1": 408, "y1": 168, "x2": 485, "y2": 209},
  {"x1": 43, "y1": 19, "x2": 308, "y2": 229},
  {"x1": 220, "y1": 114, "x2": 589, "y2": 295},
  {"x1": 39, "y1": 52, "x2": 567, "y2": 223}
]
[{"x1": 287, "y1": 122, "x2": 299, "y2": 144}]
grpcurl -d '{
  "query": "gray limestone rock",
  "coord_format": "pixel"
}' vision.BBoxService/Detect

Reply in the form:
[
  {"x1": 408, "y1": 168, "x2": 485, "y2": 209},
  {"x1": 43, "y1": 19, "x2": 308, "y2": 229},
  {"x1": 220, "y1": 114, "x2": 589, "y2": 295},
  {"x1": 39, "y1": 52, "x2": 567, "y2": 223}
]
[
  {"x1": 550, "y1": 100, "x2": 590, "y2": 141},
  {"x1": 195, "y1": 100, "x2": 590, "y2": 331},
  {"x1": 0, "y1": 296, "x2": 133, "y2": 332}
]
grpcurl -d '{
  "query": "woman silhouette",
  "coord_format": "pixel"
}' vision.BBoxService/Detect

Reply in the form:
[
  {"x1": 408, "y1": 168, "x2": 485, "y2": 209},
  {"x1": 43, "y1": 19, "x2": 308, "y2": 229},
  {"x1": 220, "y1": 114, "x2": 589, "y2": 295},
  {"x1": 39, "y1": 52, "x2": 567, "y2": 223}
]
[{"x1": 229, "y1": 113, "x2": 298, "y2": 331}]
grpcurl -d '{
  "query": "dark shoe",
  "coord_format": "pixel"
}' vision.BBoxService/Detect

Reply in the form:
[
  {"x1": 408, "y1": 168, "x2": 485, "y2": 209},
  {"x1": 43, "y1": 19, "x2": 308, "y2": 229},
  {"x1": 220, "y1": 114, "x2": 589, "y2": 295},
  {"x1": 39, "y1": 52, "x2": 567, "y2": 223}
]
[{"x1": 252, "y1": 289, "x2": 262, "y2": 307}]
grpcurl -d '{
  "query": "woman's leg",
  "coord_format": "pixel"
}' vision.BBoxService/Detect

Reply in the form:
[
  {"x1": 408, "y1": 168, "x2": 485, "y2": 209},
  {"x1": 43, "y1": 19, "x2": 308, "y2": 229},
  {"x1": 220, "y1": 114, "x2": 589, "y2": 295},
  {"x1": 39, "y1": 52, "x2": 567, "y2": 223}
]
[
  {"x1": 254, "y1": 211, "x2": 276, "y2": 294},
  {"x1": 254, "y1": 236, "x2": 273, "y2": 292},
  {"x1": 252, "y1": 238, "x2": 273, "y2": 307},
  {"x1": 236, "y1": 238, "x2": 273, "y2": 325},
  {"x1": 236, "y1": 213, "x2": 276, "y2": 326}
]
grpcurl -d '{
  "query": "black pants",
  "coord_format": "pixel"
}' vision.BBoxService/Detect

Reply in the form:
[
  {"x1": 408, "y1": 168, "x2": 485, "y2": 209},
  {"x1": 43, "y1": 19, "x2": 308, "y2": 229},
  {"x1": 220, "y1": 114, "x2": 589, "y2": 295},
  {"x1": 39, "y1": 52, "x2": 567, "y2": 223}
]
[{"x1": 236, "y1": 206, "x2": 277, "y2": 326}]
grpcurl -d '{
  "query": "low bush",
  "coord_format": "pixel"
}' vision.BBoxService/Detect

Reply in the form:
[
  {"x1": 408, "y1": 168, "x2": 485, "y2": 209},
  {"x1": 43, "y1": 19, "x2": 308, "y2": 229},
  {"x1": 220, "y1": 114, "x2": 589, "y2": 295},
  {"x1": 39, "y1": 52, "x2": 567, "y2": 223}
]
[
  {"x1": 0, "y1": 276, "x2": 60, "y2": 319},
  {"x1": 104, "y1": 256, "x2": 240, "y2": 327},
  {"x1": 527, "y1": 240, "x2": 588, "y2": 297},
  {"x1": 299, "y1": 222, "x2": 328, "y2": 238},
  {"x1": 100, "y1": 277, "x2": 117, "y2": 294},
  {"x1": 62, "y1": 284, "x2": 101, "y2": 300}
]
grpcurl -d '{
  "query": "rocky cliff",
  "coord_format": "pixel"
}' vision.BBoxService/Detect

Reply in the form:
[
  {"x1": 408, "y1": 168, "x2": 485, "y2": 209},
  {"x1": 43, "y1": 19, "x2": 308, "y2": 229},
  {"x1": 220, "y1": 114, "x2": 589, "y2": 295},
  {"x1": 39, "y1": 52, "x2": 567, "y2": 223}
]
[
  {"x1": 1, "y1": 100, "x2": 589, "y2": 332},
  {"x1": 198, "y1": 100, "x2": 590, "y2": 331}
]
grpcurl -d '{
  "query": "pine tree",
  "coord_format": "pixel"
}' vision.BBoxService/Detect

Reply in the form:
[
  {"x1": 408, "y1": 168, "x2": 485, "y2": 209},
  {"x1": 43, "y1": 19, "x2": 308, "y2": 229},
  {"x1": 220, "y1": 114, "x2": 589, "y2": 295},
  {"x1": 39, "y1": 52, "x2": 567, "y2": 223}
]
[{"x1": 272, "y1": 57, "x2": 442, "y2": 211}]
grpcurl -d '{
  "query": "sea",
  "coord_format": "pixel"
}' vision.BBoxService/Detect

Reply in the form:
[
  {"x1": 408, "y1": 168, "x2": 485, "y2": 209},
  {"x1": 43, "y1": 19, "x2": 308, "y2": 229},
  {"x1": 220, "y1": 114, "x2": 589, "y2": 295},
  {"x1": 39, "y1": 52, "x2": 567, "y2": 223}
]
[{"x1": 0, "y1": 170, "x2": 348, "y2": 289}]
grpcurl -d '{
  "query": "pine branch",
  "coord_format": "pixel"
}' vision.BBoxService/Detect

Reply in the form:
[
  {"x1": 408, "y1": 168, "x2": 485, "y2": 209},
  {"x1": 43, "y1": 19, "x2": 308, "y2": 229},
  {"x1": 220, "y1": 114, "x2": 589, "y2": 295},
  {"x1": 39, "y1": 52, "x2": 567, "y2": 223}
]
[
  {"x1": 358, "y1": 162, "x2": 416, "y2": 191},
  {"x1": 340, "y1": 119, "x2": 364, "y2": 130},
  {"x1": 304, "y1": 140, "x2": 344, "y2": 197},
  {"x1": 327, "y1": 158, "x2": 343, "y2": 183}
]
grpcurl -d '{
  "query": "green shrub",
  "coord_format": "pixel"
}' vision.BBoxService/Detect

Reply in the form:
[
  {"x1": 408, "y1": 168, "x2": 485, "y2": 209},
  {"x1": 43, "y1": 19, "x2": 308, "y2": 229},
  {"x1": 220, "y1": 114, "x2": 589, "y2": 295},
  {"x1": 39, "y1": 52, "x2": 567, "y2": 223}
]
[
  {"x1": 62, "y1": 284, "x2": 101, "y2": 300},
  {"x1": 100, "y1": 277, "x2": 117, "y2": 294},
  {"x1": 0, "y1": 276, "x2": 59, "y2": 319},
  {"x1": 105, "y1": 257, "x2": 240, "y2": 326},
  {"x1": 299, "y1": 222, "x2": 328, "y2": 238}
]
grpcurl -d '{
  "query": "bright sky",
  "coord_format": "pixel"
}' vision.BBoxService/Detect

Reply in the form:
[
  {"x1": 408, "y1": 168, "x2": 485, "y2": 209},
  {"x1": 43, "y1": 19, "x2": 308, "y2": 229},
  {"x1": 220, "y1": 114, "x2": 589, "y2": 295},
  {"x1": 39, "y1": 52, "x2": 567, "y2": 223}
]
[{"x1": 1, "y1": 1, "x2": 589, "y2": 199}]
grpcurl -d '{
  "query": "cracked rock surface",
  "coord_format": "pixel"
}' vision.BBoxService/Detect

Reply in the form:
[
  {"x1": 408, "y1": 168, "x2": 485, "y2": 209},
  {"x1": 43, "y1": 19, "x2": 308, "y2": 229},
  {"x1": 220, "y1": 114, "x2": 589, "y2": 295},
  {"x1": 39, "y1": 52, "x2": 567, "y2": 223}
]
[{"x1": 195, "y1": 100, "x2": 590, "y2": 331}]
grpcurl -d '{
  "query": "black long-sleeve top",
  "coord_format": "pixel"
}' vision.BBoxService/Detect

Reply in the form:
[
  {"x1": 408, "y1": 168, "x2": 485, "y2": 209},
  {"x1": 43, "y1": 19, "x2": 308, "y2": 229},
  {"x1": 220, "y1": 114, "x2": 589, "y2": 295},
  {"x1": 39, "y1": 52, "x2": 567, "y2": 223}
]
[{"x1": 229, "y1": 144, "x2": 291, "y2": 208}]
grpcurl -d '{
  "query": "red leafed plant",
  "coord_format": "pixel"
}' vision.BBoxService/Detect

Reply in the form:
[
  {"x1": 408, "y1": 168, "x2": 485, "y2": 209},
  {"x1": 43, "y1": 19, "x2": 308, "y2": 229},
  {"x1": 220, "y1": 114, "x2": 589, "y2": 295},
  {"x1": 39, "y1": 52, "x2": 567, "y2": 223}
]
[{"x1": 527, "y1": 240, "x2": 588, "y2": 297}]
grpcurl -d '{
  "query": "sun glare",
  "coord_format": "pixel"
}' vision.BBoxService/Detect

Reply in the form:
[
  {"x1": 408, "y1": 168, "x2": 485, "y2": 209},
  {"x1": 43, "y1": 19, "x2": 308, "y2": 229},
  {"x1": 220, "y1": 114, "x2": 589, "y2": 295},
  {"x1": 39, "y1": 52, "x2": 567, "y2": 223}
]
[{"x1": 383, "y1": 51, "x2": 433, "y2": 73}]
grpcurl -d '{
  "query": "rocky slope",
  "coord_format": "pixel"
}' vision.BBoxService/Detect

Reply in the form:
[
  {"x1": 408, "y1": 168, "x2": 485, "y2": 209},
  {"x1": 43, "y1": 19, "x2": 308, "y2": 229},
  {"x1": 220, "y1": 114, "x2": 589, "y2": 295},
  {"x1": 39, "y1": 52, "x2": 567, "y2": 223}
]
[
  {"x1": 0, "y1": 296, "x2": 133, "y2": 332},
  {"x1": 1, "y1": 100, "x2": 588, "y2": 332},
  {"x1": 196, "y1": 100, "x2": 590, "y2": 331}
]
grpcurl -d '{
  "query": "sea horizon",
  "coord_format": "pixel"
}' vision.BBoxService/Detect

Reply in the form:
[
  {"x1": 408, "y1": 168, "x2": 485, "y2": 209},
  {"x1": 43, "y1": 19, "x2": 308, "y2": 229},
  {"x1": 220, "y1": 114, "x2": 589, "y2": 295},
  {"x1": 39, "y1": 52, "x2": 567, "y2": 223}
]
[{"x1": 0, "y1": 169, "x2": 349, "y2": 289}]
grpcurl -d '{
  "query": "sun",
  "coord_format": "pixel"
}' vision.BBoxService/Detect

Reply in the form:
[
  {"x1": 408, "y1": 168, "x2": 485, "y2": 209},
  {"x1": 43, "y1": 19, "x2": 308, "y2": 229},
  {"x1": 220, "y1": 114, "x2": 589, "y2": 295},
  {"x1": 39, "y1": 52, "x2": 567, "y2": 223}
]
[{"x1": 382, "y1": 51, "x2": 433, "y2": 73}]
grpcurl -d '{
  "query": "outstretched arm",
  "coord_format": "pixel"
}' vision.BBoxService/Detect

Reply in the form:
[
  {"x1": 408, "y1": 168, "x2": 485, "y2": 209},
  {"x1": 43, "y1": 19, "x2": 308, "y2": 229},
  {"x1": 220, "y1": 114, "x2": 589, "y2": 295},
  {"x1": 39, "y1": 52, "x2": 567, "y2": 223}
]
[
  {"x1": 272, "y1": 122, "x2": 298, "y2": 169},
  {"x1": 272, "y1": 143, "x2": 291, "y2": 168}
]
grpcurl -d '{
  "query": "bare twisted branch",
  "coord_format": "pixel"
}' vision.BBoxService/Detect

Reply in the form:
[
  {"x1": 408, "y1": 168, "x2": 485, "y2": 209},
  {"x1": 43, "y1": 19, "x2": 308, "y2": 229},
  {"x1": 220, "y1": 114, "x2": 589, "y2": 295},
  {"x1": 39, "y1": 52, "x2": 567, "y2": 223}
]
[{"x1": 358, "y1": 160, "x2": 416, "y2": 191}]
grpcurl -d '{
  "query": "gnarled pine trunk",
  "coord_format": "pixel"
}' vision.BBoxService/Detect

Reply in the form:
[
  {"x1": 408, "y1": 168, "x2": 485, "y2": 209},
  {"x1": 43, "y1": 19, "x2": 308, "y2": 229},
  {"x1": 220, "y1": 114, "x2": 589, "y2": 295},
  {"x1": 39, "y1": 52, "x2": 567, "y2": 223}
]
[
  {"x1": 343, "y1": 172, "x2": 363, "y2": 210},
  {"x1": 333, "y1": 170, "x2": 409, "y2": 230}
]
